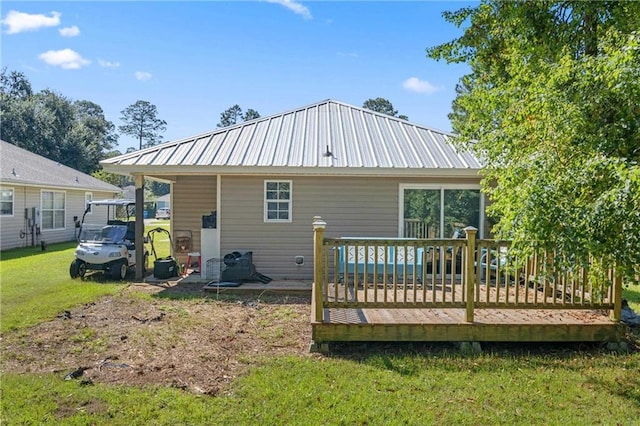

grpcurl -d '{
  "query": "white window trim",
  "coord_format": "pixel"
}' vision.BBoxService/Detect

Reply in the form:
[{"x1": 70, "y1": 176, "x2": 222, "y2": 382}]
[
  {"x1": 0, "y1": 187, "x2": 15, "y2": 217},
  {"x1": 264, "y1": 180, "x2": 292, "y2": 223},
  {"x1": 85, "y1": 192, "x2": 93, "y2": 215},
  {"x1": 398, "y1": 183, "x2": 484, "y2": 238},
  {"x1": 40, "y1": 190, "x2": 66, "y2": 231}
]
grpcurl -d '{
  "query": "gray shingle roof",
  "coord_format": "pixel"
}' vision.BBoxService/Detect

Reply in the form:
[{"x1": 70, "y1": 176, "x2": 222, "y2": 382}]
[
  {"x1": 102, "y1": 99, "x2": 482, "y2": 177},
  {"x1": 0, "y1": 140, "x2": 121, "y2": 193}
]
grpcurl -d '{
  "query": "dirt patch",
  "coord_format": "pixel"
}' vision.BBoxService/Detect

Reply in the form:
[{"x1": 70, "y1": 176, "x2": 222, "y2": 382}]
[{"x1": 1, "y1": 283, "x2": 314, "y2": 395}]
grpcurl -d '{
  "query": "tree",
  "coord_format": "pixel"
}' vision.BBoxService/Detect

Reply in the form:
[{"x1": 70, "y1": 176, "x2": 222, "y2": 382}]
[
  {"x1": 64, "y1": 100, "x2": 118, "y2": 173},
  {"x1": 362, "y1": 97, "x2": 408, "y2": 120},
  {"x1": 119, "y1": 100, "x2": 167, "y2": 150},
  {"x1": 217, "y1": 105, "x2": 261, "y2": 127},
  {"x1": 427, "y1": 1, "x2": 640, "y2": 282},
  {"x1": 243, "y1": 108, "x2": 261, "y2": 121},
  {"x1": 1, "y1": 69, "x2": 116, "y2": 174}
]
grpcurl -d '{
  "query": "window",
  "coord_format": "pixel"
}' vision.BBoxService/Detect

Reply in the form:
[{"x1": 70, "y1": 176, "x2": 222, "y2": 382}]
[
  {"x1": 85, "y1": 192, "x2": 93, "y2": 214},
  {"x1": 400, "y1": 185, "x2": 483, "y2": 238},
  {"x1": 41, "y1": 191, "x2": 66, "y2": 230},
  {"x1": 264, "y1": 181, "x2": 292, "y2": 222},
  {"x1": 1, "y1": 188, "x2": 14, "y2": 216}
]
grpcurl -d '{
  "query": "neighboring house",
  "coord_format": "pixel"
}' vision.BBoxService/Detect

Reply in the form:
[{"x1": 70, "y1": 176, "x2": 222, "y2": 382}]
[
  {"x1": 101, "y1": 99, "x2": 484, "y2": 280},
  {"x1": 0, "y1": 140, "x2": 122, "y2": 251},
  {"x1": 156, "y1": 193, "x2": 170, "y2": 210}
]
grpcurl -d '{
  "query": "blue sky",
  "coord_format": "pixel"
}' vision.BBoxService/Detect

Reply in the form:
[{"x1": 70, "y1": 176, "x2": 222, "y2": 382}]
[{"x1": 2, "y1": 1, "x2": 473, "y2": 152}]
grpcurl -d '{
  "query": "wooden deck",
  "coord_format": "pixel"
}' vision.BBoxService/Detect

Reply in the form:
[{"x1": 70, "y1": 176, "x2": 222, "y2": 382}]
[
  {"x1": 310, "y1": 219, "x2": 626, "y2": 345},
  {"x1": 312, "y1": 305, "x2": 623, "y2": 343}
]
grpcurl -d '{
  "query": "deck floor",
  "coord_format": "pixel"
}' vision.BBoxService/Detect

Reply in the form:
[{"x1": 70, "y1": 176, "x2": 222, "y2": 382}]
[{"x1": 324, "y1": 307, "x2": 613, "y2": 325}]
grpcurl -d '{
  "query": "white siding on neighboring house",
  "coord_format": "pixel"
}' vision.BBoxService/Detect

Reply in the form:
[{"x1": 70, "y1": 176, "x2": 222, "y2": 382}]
[{"x1": 0, "y1": 186, "x2": 115, "y2": 251}]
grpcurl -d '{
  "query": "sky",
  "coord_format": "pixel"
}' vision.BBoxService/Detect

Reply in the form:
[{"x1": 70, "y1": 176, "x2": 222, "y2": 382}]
[{"x1": 1, "y1": 1, "x2": 473, "y2": 152}]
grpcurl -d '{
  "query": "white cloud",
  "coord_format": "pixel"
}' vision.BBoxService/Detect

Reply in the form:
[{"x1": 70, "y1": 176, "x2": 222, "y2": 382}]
[
  {"x1": 2, "y1": 10, "x2": 61, "y2": 34},
  {"x1": 98, "y1": 59, "x2": 120, "y2": 68},
  {"x1": 402, "y1": 77, "x2": 441, "y2": 95},
  {"x1": 266, "y1": 0, "x2": 312, "y2": 20},
  {"x1": 135, "y1": 71, "x2": 152, "y2": 81},
  {"x1": 59, "y1": 25, "x2": 80, "y2": 37},
  {"x1": 38, "y1": 48, "x2": 90, "y2": 69}
]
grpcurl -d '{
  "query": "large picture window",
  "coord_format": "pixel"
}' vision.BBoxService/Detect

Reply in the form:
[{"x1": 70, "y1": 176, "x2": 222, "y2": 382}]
[
  {"x1": 264, "y1": 181, "x2": 292, "y2": 222},
  {"x1": 41, "y1": 191, "x2": 66, "y2": 230},
  {"x1": 1, "y1": 188, "x2": 14, "y2": 216},
  {"x1": 400, "y1": 185, "x2": 483, "y2": 238}
]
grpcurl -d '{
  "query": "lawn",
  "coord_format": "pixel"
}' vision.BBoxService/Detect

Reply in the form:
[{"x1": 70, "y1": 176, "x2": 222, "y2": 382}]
[{"x1": 1, "y1": 238, "x2": 639, "y2": 425}]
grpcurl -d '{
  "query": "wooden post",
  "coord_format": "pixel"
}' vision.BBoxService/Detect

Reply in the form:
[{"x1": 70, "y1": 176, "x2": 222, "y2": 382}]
[
  {"x1": 611, "y1": 270, "x2": 622, "y2": 322},
  {"x1": 464, "y1": 226, "x2": 477, "y2": 323},
  {"x1": 134, "y1": 174, "x2": 145, "y2": 281},
  {"x1": 313, "y1": 216, "x2": 327, "y2": 323}
]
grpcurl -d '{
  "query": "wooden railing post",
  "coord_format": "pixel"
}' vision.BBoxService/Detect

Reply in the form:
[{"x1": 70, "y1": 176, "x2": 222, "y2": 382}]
[
  {"x1": 611, "y1": 270, "x2": 622, "y2": 322},
  {"x1": 313, "y1": 216, "x2": 327, "y2": 323},
  {"x1": 464, "y1": 226, "x2": 478, "y2": 322}
]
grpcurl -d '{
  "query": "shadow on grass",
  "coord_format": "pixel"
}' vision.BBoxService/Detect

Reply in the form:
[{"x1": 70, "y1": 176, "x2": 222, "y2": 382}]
[{"x1": 0, "y1": 241, "x2": 77, "y2": 261}]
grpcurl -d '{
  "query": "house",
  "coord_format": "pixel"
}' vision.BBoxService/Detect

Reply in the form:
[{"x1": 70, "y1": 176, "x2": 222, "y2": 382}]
[
  {"x1": 101, "y1": 99, "x2": 484, "y2": 280},
  {"x1": 155, "y1": 193, "x2": 170, "y2": 210},
  {"x1": 0, "y1": 140, "x2": 122, "y2": 251}
]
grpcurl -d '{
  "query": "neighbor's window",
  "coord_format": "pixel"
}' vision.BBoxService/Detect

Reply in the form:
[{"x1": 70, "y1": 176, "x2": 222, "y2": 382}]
[
  {"x1": 264, "y1": 180, "x2": 292, "y2": 222},
  {"x1": 1, "y1": 188, "x2": 14, "y2": 216},
  {"x1": 85, "y1": 192, "x2": 93, "y2": 214},
  {"x1": 41, "y1": 190, "x2": 66, "y2": 230}
]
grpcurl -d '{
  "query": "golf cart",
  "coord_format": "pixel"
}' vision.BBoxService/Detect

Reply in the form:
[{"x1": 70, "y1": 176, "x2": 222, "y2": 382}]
[{"x1": 69, "y1": 199, "x2": 148, "y2": 280}]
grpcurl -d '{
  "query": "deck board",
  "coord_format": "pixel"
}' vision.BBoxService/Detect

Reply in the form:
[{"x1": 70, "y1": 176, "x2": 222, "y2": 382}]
[{"x1": 313, "y1": 307, "x2": 622, "y2": 343}]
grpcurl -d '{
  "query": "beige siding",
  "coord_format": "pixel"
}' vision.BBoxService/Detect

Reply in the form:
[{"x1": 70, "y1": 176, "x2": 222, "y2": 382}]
[
  {"x1": 0, "y1": 186, "x2": 115, "y2": 251},
  {"x1": 171, "y1": 176, "x2": 217, "y2": 264},
  {"x1": 219, "y1": 175, "x2": 481, "y2": 280}
]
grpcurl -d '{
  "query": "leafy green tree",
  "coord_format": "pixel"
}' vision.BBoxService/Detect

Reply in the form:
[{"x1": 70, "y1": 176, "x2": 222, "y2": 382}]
[
  {"x1": 64, "y1": 100, "x2": 118, "y2": 173},
  {"x1": 428, "y1": 1, "x2": 640, "y2": 282},
  {"x1": 217, "y1": 105, "x2": 261, "y2": 127},
  {"x1": 362, "y1": 97, "x2": 408, "y2": 120},
  {"x1": 119, "y1": 100, "x2": 167, "y2": 150},
  {"x1": 1, "y1": 69, "x2": 116, "y2": 174},
  {"x1": 92, "y1": 150, "x2": 132, "y2": 188}
]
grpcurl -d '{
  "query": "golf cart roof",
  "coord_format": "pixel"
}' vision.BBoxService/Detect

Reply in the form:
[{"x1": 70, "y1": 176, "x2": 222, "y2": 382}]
[{"x1": 89, "y1": 199, "x2": 136, "y2": 207}]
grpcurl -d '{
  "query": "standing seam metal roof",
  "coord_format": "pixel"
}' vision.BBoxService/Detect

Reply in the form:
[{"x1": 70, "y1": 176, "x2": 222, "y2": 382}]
[{"x1": 101, "y1": 99, "x2": 482, "y2": 171}]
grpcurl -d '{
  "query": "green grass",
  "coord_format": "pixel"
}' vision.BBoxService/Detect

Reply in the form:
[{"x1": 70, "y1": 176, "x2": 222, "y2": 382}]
[
  {"x1": 1, "y1": 350, "x2": 639, "y2": 425},
  {"x1": 0, "y1": 242, "x2": 123, "y2": 332},
  {"x1": 1, "y1": 239, "x2": 639, "y2": 425}
]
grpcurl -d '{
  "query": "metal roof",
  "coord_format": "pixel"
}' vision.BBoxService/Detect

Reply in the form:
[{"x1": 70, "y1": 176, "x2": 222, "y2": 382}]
[
  {"x1": 101, "y1": 99, "x2": 482, "y2": 177},
  {"x1": 1, "y1": 140, "x2": 122, "y2": 193}
]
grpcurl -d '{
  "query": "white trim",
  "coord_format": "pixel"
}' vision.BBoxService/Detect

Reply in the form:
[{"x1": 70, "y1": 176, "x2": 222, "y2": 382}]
[
  {"x1": 101, "y1": 165, "x2": 482, "y2": 179},
  {"x1": 40, "y1": 189, "x2": 66, "y2": 231},
  {"x1": 85, "y1": 192, "x2": 93, "y2": 215},
  {"x1": 398, "y1": 183, "x2": 484, "y2": 238},
  {"x1": 0, "y1": 186, "x2": 15, "y2": 217},
  {"x1": 263, "y1": 180, "x2": 292, "y2": 223}
]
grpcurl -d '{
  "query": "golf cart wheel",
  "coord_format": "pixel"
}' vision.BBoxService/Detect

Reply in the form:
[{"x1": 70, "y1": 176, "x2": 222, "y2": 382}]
[
  {"x1": 111, "y1": 260, "x2": 128, "y2": 280},
  {"x1": 69, "y1": 259, "x2": 84, "y2": 279}
]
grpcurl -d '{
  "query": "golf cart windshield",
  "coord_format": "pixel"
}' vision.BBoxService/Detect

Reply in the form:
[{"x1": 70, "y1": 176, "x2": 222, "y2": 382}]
[{"x1": 79, "y1": 224, "x2": 128, "y2": 244}]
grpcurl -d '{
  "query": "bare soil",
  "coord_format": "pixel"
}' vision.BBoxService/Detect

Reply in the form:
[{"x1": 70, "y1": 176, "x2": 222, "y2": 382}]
[
  {"x1": 1, "y1": 282, "x2": 315, "y2": 396},
  {"x1": 2, "y1": 281, "x2": 638, "y2": 397}
]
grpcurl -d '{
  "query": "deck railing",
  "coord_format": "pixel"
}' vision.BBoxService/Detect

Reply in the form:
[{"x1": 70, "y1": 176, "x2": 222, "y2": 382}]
[{"x1": 312, "y1": 217, "x2": 622, "y2": 323}]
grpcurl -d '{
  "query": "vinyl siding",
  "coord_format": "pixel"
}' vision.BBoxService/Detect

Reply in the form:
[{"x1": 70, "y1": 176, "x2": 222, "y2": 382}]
[
  {"x1": 219, "y1": 175, "x2": 482, "y2": 280},
  {"x1": 0, "y1": 185, "x2": 115, "y2": 251},
  {"x1": 171, "y1": 176, "x2": 217, "y2": 263}
]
